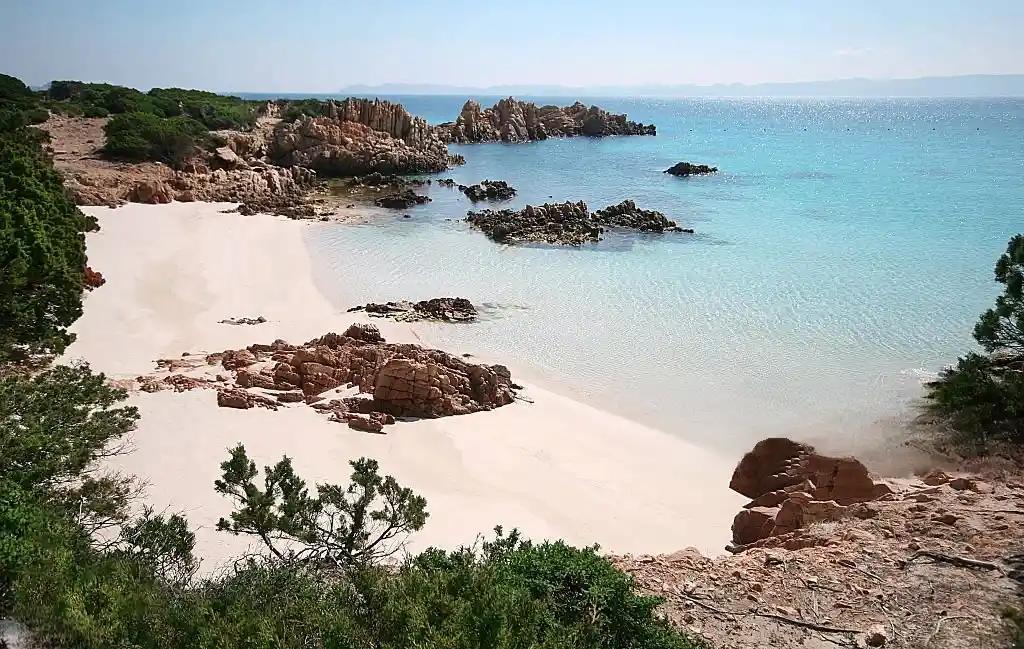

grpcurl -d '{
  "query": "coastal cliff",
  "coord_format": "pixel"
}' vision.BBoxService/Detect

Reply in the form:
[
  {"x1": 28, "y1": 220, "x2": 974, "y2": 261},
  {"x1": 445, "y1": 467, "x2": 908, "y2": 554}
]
[
  {"x1": 269, "y1": 98, "x2": 456, "y2": 175},
  {"x1": 437, "y1": 97, "x2": 656, "y2": 144}
]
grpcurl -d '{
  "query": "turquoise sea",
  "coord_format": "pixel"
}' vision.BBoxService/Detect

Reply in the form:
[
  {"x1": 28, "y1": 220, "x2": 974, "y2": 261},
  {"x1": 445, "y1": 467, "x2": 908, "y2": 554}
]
[{"x1": 303, "y1": 96, "x2": 1024, "y2": 459}]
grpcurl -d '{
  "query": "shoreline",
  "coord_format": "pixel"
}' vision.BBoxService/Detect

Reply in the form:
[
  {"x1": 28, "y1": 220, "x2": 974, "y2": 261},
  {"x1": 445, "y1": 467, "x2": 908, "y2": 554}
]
[{"x1": 63, "y1": 201, "x2": 746, "y2": 568}]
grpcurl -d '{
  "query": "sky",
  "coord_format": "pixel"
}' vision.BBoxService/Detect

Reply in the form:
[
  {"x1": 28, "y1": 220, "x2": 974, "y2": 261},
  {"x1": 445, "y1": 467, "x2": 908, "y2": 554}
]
[{"x1": 1, "y1": 0, "x2": 1023, "y2": 92}]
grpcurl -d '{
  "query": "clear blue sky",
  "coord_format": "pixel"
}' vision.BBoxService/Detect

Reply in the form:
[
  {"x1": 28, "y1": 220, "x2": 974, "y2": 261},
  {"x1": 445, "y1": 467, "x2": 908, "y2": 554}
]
[{"x1": 1, "y1": 0, "x2": 1022, "y2": 92}]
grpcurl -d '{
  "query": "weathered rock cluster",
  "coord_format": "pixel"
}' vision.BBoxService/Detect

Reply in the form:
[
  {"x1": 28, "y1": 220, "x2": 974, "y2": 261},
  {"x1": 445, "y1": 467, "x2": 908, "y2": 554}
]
[
  {"x1": 665, "y1": 162, "x2": 718, "y2": 176},
  {"x1": 592, "y1": 200, "x2": 691, "y2": 233},
  {"x1": 437, "y1": 98, "x2": 656, "y2": 144},
  {"x1": 727, "y1": 438, "x2": 893, "y2": 553},
  {"x1": 458, "y1": 180, "x2": 517, "y2": 202},
  {"x1": 374, "y1": 189, "x2": 431, "y2": 209},
  {"x1": 269, "y1": 98, "x2": 456, "y2": 176},
  {"x1": 205, "y1": 323, "x2": 515, "y2": 431},
  {"x1": 466, "y1": 200, "x2": 690, "y2": 245},
  {"x1": 347, "y1": 297, "x2": 478, "y2": 323}
]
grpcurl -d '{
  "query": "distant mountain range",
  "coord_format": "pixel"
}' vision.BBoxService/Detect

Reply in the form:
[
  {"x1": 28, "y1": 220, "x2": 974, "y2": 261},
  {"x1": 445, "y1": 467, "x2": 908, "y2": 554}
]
[{"x1": 338, "y1": 75, "x2": 1024, "y2": 98}]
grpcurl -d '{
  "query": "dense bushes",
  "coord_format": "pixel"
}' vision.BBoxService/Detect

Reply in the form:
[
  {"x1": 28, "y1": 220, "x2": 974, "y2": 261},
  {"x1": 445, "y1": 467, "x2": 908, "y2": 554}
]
[
  {"x1": 103, "y1": 112, "x2": 209, "y2": 166},
  {"x1": 44, "y1": 81, "x2": 260, "y2": 130},
  {"x1": 927, "y1": 234, "x2": 1024, "y2": 448},
  {"x1": 280, "y1": 98, "x2": 329, "y2": 122},
  {"x1": 0, "y1": 126, "x2": 90, "y2": 359}
]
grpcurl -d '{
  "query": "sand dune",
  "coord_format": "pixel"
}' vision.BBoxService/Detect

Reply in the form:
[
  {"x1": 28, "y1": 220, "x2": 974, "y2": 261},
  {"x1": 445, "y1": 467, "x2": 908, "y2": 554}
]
[{"x1": 63, "y1": 201, "x2": 745, "y2": 569}]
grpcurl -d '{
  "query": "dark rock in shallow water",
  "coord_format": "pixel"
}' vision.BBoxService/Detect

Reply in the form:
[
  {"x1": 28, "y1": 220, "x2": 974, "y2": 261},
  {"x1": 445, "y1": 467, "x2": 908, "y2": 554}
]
[
  {"x1": 467, "y1": 200, "x2": 693, "y2": 245},
  {"x1": 592, "y1": 200, "x2": 683, "y2": 233},
  {"x1": 665, "y1": 162, "x2": 718, "y2": 176},
  {"x1": 459, "y1": 179, "x2": 517, "y2": 202},
  {"x1": 347, "y1": 297, "x2": 477, "y2": 323},
  {"x1": 437, "y1": 178, "x2": 457, "y2": 187},
  {"x1": 374, "y1": 189, "x2": 431, "y2": 209},
  {"x1": 437, "y1": 98, "x2": 656, "y2": 144},
  {"x1": 355, "y1": 172, "x2": 425, "y2": 187}
]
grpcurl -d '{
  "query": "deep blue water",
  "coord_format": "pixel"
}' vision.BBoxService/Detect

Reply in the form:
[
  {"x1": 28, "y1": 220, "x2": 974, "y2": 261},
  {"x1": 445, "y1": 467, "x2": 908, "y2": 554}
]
[{"x1": 303, "y1": 97, "x2": 1024, "y2": 457}]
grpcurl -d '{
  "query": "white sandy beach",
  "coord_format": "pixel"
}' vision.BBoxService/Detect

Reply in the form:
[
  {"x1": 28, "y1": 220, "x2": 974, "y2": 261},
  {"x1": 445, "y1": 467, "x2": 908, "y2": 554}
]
[{"x1": 62, "y1": 201, "x2": 747, "y2": 568}]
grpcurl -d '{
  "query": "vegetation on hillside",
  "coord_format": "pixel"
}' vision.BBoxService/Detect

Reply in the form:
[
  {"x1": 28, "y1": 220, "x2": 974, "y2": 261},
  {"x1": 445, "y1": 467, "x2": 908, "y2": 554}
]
[
  {"x1": 926, "y1": 234, "x2": 1024, "y2": 449},
  {"x1": 103, "y1": 111, "x2": 209, "y2": 166}
]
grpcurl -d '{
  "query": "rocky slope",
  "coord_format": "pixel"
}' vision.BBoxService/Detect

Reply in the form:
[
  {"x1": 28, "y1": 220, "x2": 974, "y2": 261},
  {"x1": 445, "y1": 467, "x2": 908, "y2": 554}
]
[
  {"x1": 613, "y1": 438, "x2": 1024, "y2": 649},
  {"x1": 269, "y1": 98, "x2": 458, "y2": 175},
  {"x1": 437, "y1": 98, "x2": 656, "y2": 144},
  {"x1": 466, "y1": 200, "x2": 687, "y2": 245}
]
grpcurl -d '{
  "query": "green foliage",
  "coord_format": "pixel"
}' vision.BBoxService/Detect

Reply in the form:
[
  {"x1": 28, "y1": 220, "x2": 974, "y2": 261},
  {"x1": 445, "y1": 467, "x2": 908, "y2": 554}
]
[
  {"x1": 82, "y1": 104, "x2": 109, "y2": 118},
  {"x1": 280, "y1": 98, "x2": 328, "y2": 122},
  {"x1": 215, "y1": 444, "x2": 428, "y2": 566},
  {"x1": 0, "y1": 126, "x2": 91, "y2": 359},
  {"x1": 0, "y1": 73, "x2": 33, "y2": 102},
  {"x1": 1004, "y1": 607, "x2": 1024, "y2": 648},
  {"x1": 103, "y1": 111, "x2": 209, "y2": 166},
  {"x1": 148, "y1": 88, "x2": 260, "y2": 130},
  {"x1": 927, "y1": 234, "x2": 1024, "y2": 446}
]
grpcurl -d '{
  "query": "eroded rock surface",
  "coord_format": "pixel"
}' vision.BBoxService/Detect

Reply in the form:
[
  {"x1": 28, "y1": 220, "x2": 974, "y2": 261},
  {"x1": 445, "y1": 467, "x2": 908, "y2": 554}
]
[
  {"x1": 374, "y1": 189, "x2": 431, "y2": 209},
  {"x1": 467, "y1": 200, "x2": 689, "y2": 245},
  {"x1": 665, "y1": 162, "x2": 718, "y2": 176},
  {"x1": 438, "y1": 98, "x2": 656, "y2": 144},
  {"x1": 269, "y1": 98, "x2": 456, "y2": 176},
  {"x1": 347, "y1": 297, "x2": 477, "y2": 323},
  {"x1": 458, "y1": 180, "x2": 517, "y2": 202}
]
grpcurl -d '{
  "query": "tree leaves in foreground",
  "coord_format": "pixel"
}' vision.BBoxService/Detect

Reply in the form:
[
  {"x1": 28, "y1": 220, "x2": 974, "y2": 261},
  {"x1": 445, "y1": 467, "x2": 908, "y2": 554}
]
[
  {"x1": 215, "y1": 444, "x2": 428, "y2": 567},
  {"x1": 927, "y1": 234, "x2": 1024, "y2": 447}
]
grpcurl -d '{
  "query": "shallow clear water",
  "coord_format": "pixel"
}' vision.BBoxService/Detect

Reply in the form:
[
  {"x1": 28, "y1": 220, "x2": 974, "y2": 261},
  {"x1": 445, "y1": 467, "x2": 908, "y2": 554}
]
[{"x1": 305, "y1": 97, "x2": 1024, "y2": 456}]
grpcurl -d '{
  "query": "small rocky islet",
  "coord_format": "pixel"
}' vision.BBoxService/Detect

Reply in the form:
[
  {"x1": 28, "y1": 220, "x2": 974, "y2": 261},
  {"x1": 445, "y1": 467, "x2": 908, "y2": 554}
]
[
  {"x1": 466, "y1": 200, "x2": 693, "y2": 246},
  {"x1": 347, "y1": 297, "x2": 478, "y2": 323}
]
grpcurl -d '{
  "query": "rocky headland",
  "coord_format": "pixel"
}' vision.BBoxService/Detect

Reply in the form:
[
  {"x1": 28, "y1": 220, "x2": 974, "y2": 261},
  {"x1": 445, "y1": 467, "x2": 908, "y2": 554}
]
[
  {"x1": 347, "y1": 297, "x2": 478, "y2": 323},
  {"x1": 437, "y1": 98, "x2": 656, "y2": 144},
  {"x1": 665, "y1": 161, "x2": 718, "y2": 176},
  {"x1": 466, "y1": 200, "x2": 688, "y2": 245},
  {"x1": 458, "y1": 180, "x2": 517, "y2": 202},
  {"x1": 269, "y1": 98, "x2": 459, "y2": 176}
]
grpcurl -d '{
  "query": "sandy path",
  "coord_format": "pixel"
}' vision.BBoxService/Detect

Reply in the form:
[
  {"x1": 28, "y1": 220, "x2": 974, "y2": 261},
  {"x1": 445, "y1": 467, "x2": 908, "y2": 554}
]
[{"x1": 63, "y1": 202, "x2": 746, "y2": 569}]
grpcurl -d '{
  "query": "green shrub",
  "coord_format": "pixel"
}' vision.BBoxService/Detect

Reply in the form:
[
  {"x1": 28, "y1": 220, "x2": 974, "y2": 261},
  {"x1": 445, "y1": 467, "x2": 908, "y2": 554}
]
[
  {"x1": 0, "y1": 73, "x2": 33, "y2": 102},
  {"x1": 281, "y1": 98, "x2": 328, "y2": 122},
  {"x1": 23, "y1": 107, "x2": 49, "y2": 124},
  {"x1": 0, "y1": 126, "x2": 90, "y2": 359},
  {"x1": 103, "y1": 112, "x2": 208, "y2": 166},
  {"x1": 927, "y1": 234, "x2": 1024, "y2": 447},
  {"x1": 82, "y1": 104, "x2": 109, "y2": 118},
  {"x1": 148, "y1": 88, "x2": 260, "y2": 130}
]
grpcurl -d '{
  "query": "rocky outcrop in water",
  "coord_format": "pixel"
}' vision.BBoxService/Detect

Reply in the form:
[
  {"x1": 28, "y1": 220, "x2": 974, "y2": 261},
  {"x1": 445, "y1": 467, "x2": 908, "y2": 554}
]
[
  {"x1": 467, "y1": 200, "x2": 690, "y2": 245},
  {"x1": 437, "y1": 98, "x2": 656, "y2": 144},
  {"x1": 374, "y1": 189, "x2": 431, "y2": 209},
  {"x1": 347, "y1": 297, "x2": 477, "y2": 323},
  {"x1": 459, "y1": 180, "x2": 517, "y2": 202},
  {"x1": 592, "y1": 200, "x2": 686, "y2": 233},
  {"x1": 665, "y1": 162, "x2": 718, "y2": 176},
  {"x1": 269, "y1": 98, "x2": 455, "y2": 176}
]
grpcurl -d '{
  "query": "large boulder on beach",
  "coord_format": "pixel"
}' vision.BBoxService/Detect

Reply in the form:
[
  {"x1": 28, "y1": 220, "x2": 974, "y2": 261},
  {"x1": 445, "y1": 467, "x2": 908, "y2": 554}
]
[
  {"x1": 437, "y1": 98, "x2": 656, "y2": 144},
  {"x1": 269, "y1": 98, "x2": 455, "y2": 176}
]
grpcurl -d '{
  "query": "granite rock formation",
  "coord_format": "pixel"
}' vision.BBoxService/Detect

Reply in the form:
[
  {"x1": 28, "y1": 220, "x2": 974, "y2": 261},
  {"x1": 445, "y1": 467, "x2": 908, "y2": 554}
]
[
  {"x1": 347, "y1": 297, "x2": 478, "y2": 323},
  {"x1": 207, "y1": 323, "x2": 515, "y2": 424},
  {"x1": 269, "y1": 98, "x2": 454, "y2": 176},
  {"x1": 665, "y1": 162, "x2": 718, "y2": 176},
  {"x1": 592, "y1": 200, "x2": 686, "y2": 233},
  {"x1": 467, "y1": 200, "x2": 690, "y2": 245},
  {"x1": 374, "y1": 189, "x2": 431, "y2": 209},
  {"x1": 438, "y1": 98, "x2": 656, "y2": 144},
  {"x1": 727, "y1": 438, "x2": 893, "y2": 552},
  {"x1": 459, "y1": 180, "x2": 517, "y2": 202}
]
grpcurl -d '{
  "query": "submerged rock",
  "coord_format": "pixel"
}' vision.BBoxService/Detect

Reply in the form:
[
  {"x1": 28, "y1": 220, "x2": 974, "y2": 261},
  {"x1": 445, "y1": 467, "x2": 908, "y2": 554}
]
[
  {"x1": 458, "y1": 180, "x2": 517, "y2": 202},
  {"x1": 437, "y1": 98, "x2": 656, "y2": 144},
  {"x1": 665, "y1": 162, "x2": 718, "y2": 176}
]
